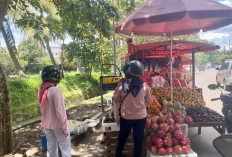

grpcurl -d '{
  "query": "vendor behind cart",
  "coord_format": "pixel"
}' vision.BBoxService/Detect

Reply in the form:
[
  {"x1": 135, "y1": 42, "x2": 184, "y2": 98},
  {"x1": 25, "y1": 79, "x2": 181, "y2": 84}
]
[{"x1": 114, "y1": 60, "x2": 153, "y2": 157}]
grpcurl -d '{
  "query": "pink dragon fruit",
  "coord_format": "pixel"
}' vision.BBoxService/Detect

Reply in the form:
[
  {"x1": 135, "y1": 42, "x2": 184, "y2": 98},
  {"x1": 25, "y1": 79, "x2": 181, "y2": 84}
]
[
  {"x1": 151, "y1": 116, "x2": 158, "y2": 123},
  {"x1": 174, "y1": 130, "x2": 183, "y2": 140},
  {"x1": 151, "y1": 145, "x2": 158, "y2": 154},
  {"x1": 151, "y1": 137, "x2": 158, "y2": 144},
  {"x1": 159, "y1": 123, "x2": 169, "y2": 132},
  {"x1": 147, "y1": 142, "x2": 153, "y2": 150},
  {"x1": 172, "y1": 138, "x2": 179, "y2": 145},
  {"x1": 179, "y1": 137, "x2": 188, "y2": 146},
  {"x1": 155, "y1": 138, "x2": 164, "y2": 148},
  {"x1": 182, "y1": 146, "x2": 190, "y2": 154},
  {"x1": 167, "y1": 118, "x2": 174, "y2": 125},
  {"x1": 185, "y1": 116, "x2": 193, "y2": 123},
  {"x1": 175, "y1": 116, "x2": 185, "y2": 123},
  {"x1": 158, "y1": 147, "x2": 166, "y2": 156},
  {"x1": 164, "y1": 137, "x2": 172, "y2": 147},
  {"x1": 173, "y1": 145, "x2": 183, "y2": 155},
  {"x1": 173, "y1": 110, "x2": 182, "y2": 117},
  {"x1": 169, "y1": 125, "x2": 175, "y2": 133},
  {"x1": 158, "y1": 116, "x2": 166, "y2": 123},
  {"x1": 157, "y1": 130, "x2": 166, "y2": 139},
  {"x1": 166, "y1": 132, "x2": 172, "y2": 138},
  {"x1": 166, "y1": 111, "x2": 173, "y2": 117},
  {"x1": 152, "y1": 123, "x2": 159, "y2": 131},
  {"x1": 166, "y1": 147, "x2": 173, "y2": 155},
  {"x1": 174, "y1": 123, "x2": 181, "y2": 130},
  {"x1": 145, "y1": 118, "x2": 152, "y2": 128}
]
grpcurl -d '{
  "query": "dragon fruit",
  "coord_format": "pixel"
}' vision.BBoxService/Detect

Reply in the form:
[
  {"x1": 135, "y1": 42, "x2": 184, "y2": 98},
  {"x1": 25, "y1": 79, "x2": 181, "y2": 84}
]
[
  {"x1": 158, "y1": 147, "x2": 166, "y2": 156},
  {"x1": 147, "y1": 142, "x2": 153, "y2": 150},
  {"x1": 164, "y1": 137, "x2": 172, "y2": 147},
  {"x1": 173, "y1": 110, "x2": 182, "y2": 117},
  {"x1": 174, "y1": 130, "x2": 183, "y2": 140},
  {"x1": 179, "y1": 137, "x2": 188, "y2": 146},
  {"x1": 158, "y1": 116, "x2": 166, "y2": 123},
  {"x1": 152, "y1": 123, "x2": 159, "y2": 131},
  {"x1": 151, "y1": 145, "x2": 158, "y2": 154},
  {"x1": 166, "y1": 112, "x2": 174, "y2": 118},
  {"x1": 166, "y1": 132, "x2": 172, "y2": 138},
  {"x1": 172, "y1": 138, "x2": 179, "y2": 145},
  {"x1": 185, "y1": 116, "x2": 193, "y2": 123},
  {"x1": 166, "y1": 147, "x2": 173, "y2": 155},
  {"x1": 175, "y1": 116, "x2": 185, "y2": 123},
  {"x1": 159, "y1": 123, "x2": 169, "y2": 132},
  {"x1": 173, "y1": 145, "x2": 183, "y2": 155},
  {"x1": 146, "y1": 135, "x2": 152, "y2": 143},
  {"x1": 182, "y1": 146, "x2": 190, "y2": 154},
  {"x1": 146, "y1": 118, "x2": 152, "y2": 128},
  {"x1": 174, "y1": 123, "x2": 181, "y2": 130},
  {"x1": 169, "y1": 125, "x2": 175, "y2": 133},
  {"x1": 155, "y1": 138, "x2": 164, "y2": 148},
  {"x1": 151, "y1": 116, "x2": 158, "y2": 123},
  {"x1": 157, "y1": 130, "x2": 166, "y2": 139},
  {"x1": 167, "y1": 118, "x2": 174, "y2": 125}
]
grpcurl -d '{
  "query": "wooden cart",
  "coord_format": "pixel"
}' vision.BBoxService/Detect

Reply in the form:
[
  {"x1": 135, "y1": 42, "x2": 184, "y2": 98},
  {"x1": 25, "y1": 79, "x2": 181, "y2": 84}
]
[
  {"x1": 188, "y1": 122, "x2": 226, "y2": 135},
  {"x1": 105, "y1": 131, "x2": 146, "y2": 157}
]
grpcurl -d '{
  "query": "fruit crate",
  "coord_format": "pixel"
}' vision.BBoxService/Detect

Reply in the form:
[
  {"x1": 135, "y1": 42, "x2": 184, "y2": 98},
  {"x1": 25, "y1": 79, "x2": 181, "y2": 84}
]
[
  {"x1": 146, "y1": 149, "x2": 198, "y2": 157},
  {"x1": 101, "y1": 117, "x2": 120, "y2": 132},
  {"x1": 68, "y1": 120, "x2": 89, "y2": 135},
  {"x1": 180, "y1": 123, "x2": 188, "y2": 136},
  {"x1": 105, "y1": 131, "x2": 146, "y2": 157}
]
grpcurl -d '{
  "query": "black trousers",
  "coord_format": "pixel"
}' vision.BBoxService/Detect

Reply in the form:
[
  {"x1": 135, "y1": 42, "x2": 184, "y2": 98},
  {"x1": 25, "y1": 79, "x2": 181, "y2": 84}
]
[{"x1": 115, "y1": 117, "x2": 146, "y2": 157}]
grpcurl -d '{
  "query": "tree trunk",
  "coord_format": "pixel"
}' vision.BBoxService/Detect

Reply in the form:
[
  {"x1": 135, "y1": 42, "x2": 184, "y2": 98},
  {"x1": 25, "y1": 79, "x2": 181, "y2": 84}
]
[
  {"x1": 1, "y1": 24, "x2": 24, "y2": 76},
  {"x1": 0, "y1": 0, "x2": 11, "y2": 30},
  {"x1": 45, "y1": 41, "x2": 57, "y2": 67},
  {"x1": 0, "y1": 63, "x2": 14, "y2": 155}
]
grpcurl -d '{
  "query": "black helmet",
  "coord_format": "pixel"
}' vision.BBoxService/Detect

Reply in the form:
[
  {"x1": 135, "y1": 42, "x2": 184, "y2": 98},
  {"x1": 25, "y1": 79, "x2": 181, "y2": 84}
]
[
  {"x1": 41, "y1": 65, "x2": 60, "y2": 83},
  {"x1": 122, "y1": 60, "x2": 144, "y2": 78}
]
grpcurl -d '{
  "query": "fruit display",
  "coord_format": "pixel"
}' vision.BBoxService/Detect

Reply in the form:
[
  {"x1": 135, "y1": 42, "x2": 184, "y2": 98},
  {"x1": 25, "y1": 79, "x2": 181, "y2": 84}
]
[
  {"x1": 162, "y1": 99, "x2": 187, "y2": 116},
  {"x1": 186, "y1": 105, "x2": 225, "y2": 123},
  {"x1": 152, "y1": 87, "x2": 206, "y2": 106},
  {"x1": 103, "y1": 116, "x2": 116, "y2": 123},
  {"x1": 145, "y1": 111, "x2": 193, "y2": 156},
  {"x1": 146, "y1": 96, "x2": 162, "y2": 117}
]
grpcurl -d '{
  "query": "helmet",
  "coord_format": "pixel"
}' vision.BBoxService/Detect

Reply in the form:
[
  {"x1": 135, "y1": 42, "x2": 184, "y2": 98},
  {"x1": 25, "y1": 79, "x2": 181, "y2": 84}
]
[
  {"x1": 41, "y1": 65, "x2": 60, "y2": 83},
  {"x1": 122, "y1": 60, "x2": 144, "y2": 78}
]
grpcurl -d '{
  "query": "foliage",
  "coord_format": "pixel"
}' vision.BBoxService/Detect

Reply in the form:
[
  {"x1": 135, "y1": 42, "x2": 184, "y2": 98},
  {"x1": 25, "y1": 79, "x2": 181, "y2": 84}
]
[
  {"x1": 0, "y1": 48, "x2": 15, "y2": 74},
  {"x1": 18, "y1": 39, "x2": 44, "y2": 66},
  {"x1": 8, "y1": 71, "x2": 101, "y2": 124}
]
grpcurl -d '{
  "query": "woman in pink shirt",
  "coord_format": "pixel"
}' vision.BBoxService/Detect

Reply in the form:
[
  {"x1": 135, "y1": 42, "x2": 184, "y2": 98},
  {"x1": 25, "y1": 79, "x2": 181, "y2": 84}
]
[
  {"x1": 114, "y1": 60, "x2": 153, "y2": 157},
  {"x1": 38, "y1": 65, "x2": 71, "y2": 157}
]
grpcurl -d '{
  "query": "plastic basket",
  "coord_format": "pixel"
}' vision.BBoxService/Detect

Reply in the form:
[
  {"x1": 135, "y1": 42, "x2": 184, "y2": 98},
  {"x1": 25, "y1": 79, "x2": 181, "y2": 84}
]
[{"x1": 69, "y1": 120, "x2": 88, "y2": 135}]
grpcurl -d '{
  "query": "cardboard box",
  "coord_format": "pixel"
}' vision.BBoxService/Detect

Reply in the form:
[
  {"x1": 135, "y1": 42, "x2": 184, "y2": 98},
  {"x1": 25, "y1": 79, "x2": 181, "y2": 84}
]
[{"x1": 101, "y1": 117, "x2": 120, "y2": 132}]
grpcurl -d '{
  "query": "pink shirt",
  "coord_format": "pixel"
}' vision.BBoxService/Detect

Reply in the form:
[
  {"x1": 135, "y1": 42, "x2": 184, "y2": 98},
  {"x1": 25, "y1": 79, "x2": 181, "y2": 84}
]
[
  {"x1": 39, "y1": 87, "x2": 68, "y2": 134},
  {"x1": 113, "y1": 81, "x2": 153, "y2": 120}
]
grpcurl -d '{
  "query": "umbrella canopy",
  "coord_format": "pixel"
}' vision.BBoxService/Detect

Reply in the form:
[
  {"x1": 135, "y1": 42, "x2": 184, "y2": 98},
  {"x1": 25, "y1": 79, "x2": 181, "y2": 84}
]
[
  {"x1": 181, "y1": 55, "x2": 192, "y2": 65},
  {"x1": 120, "y1": 39, "x2": 220, "y2": 59},
  {"x1": 116, "y1": 0, "x2": 232, "y2": 36}
]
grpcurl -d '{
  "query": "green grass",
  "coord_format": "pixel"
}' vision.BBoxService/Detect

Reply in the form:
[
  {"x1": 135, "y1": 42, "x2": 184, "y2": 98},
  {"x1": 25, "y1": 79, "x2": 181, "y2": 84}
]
[{"x1": 7, "y1": 72, "x2": 103, "y2": 124}]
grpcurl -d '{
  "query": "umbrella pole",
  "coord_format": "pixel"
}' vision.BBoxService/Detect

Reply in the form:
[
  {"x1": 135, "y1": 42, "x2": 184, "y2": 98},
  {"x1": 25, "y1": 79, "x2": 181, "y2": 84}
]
[{"x1": 170, "y1": 21, "x2": 173, "y2": 102}]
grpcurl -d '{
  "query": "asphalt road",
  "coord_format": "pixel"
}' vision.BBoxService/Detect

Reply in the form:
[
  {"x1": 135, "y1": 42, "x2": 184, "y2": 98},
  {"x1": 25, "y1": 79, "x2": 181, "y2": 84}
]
[{"x1": 189, "y1": 68, "x2": 229, "y2": 157}]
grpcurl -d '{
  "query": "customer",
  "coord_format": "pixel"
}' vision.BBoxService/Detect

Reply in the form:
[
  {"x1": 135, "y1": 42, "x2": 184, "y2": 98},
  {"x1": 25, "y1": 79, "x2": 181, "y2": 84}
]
[
  {"x1": 114, "y1": 60, "x2": 153, "y2": 157},
  {"x1": 38, "y1": 65, "x2": 71, "y2": 157}
]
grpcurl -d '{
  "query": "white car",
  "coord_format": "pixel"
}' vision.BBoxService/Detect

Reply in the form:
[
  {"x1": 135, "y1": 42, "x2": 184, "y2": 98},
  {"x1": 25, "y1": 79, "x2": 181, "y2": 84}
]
[{"x1": 216, "y1": 60, "x2": 232, "y2": 90}]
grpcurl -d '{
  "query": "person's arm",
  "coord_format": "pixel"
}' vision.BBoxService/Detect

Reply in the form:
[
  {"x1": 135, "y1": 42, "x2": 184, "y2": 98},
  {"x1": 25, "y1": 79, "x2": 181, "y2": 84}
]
[
  {"x1": 53, "y1": 87, "x2": 68, "y2": 136},
  {"x1": 113, "y1": 81, "x2": 123, "y2": 103},
  {"x1": 145, "y1": 84, "x2": 153, "y2": 105}
]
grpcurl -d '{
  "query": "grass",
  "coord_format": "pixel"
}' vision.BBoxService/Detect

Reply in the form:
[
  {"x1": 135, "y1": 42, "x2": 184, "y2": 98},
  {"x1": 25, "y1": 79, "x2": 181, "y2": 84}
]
[{"x1": 7, "y1": 72, "x2": 106, "y2": 124}]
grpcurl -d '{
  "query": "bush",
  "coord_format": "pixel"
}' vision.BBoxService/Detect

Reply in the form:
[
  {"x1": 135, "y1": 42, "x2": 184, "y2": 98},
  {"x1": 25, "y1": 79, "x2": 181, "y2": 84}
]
[{"x1": 8, "y1": 72, "x2": 101, "y2": 124}]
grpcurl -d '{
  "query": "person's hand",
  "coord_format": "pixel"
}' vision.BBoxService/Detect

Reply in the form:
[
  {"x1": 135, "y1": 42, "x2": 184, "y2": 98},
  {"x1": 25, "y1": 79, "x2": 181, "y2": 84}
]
[{"x1": 63, "y1": 131, "x2": 68, "y2": 137}]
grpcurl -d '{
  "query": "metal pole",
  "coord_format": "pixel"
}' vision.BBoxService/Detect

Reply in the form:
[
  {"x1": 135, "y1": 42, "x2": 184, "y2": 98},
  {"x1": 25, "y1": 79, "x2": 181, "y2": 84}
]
[
  {"x1": 113, "y1": 15, "x2": 116, "y2": 75},
  {"x1": 192, "y1": 50, "x2": 195, "y2": 87},
  {"x1": 170, "y1": 21, "x2": 173, "y2": 102}
]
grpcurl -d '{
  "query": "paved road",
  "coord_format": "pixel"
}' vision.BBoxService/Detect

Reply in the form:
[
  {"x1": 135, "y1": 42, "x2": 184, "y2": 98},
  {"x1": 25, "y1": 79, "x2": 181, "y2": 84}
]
[{"x1": 189, "y1": 68, "x2": 229, "y2": 157}]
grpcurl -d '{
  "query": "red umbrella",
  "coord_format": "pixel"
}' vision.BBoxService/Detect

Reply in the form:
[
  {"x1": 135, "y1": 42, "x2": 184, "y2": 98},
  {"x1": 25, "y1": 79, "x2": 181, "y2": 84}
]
[{"x1": 116, "y1": 0, "x2": 232, "y2": 36}]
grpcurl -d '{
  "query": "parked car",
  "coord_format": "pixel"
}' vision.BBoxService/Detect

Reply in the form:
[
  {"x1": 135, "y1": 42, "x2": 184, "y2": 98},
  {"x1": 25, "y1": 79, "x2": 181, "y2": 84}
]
[
  {"x1": 216, "y1": 60, "x2": 232, "y2": 90},
  {"x1": 198, "y1": 64, "x2": 205, "y2": 72}
]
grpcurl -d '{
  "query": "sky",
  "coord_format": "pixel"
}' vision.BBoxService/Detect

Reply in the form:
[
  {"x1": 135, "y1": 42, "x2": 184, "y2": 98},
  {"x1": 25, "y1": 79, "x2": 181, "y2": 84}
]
[{"x1": 0, "y1": 0, "x2": 232, "y2": 50}]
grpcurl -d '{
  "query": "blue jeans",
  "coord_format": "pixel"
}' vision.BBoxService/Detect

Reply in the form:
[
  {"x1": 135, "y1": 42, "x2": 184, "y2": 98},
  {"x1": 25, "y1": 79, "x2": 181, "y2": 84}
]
[{"x1": 115, "y1": 117, "x2": 146, "y2": 157}]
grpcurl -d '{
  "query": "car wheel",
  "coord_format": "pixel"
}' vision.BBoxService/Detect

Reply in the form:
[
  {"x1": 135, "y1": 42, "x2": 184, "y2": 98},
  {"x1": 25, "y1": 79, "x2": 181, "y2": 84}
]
[{"x1": 224, "y1": 80, "x2": 229, "y2": 91}]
